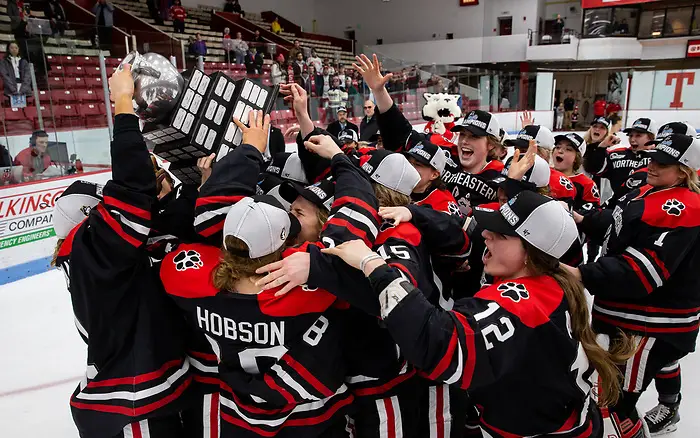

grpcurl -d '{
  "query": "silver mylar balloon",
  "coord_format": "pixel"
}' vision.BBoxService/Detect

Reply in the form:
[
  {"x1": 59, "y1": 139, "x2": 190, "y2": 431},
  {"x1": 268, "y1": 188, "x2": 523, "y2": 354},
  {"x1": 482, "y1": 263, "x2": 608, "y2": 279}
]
[{"x1": 118, "y1": 51, "x2": 185, "y2": 123}]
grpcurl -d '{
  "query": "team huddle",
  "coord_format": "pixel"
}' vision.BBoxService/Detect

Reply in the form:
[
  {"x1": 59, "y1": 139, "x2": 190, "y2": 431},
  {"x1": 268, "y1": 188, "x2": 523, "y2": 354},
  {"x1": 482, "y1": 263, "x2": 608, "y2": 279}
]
[{"x1": 51, "y1": 55, "x2": 700, "y2": 438}]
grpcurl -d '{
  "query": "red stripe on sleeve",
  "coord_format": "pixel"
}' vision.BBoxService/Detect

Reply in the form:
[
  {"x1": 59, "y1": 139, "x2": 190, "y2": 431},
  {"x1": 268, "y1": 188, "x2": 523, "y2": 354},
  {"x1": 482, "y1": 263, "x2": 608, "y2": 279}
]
[
  {"x1": 96, "y1": 204, "x2": 142, "y2": 247},
  {"x1": 332, "y1": 196, "x2": 380, "y2": 222},
  {"x1": 324, "y1": 218, "x2": 372, "y2": 247},
  {"x1": 281, "y1": 355, "x2": 334, "y2": 397},
  {"x1": 196, "y1": 195, "x2": 245, "y2": 208},
  {"x1": 264, "y1": 374, "x2": 296, "y2": 404},
  {"x1": 103, "y1": 195, "x2": 150, "y2": 220},
  {"x1": 452, "y1": 312, "x2": 477, "y2": 390},
  {"x1": 198, "y1": 221, "x2": 225, "y2": 238},
  {"x1": 644, "y1": 249, "x2": 670, "y2": 280},
  {"x1": 622, "y1": 255, "x2": 653, "y2": 293},
  {"x1": 426, "y1": 328, "x2": 458, "y2": 381},
  {"x1": 388, "y1": 263, "x2": 417, "y2": 287},
  {"x1": 87, "y1": 359, "x2": 183, "y2": 388}
]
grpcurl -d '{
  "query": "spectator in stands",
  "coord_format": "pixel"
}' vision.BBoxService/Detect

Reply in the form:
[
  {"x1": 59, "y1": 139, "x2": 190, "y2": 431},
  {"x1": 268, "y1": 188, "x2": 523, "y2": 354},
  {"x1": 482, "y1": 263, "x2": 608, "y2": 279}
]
[
  {"x1": 606, "y1": 98, "x2": 621, "y2": 117},
  {"x1": 563, "y1": 93, "x2": 575, "y2": 129},
  {"x1": 337, "y1": 66, "x2": 346, "y2": 85},
  {"x1": 327, "y1": 60, "x2": 336, "y2": 75},
  {"x1": 251, "y1": 30, "x2": 265, "y2": 57},
  {"x1": 288, "y1": 40, "x2": 303, "y2": 64},
  {"x1": 245, "y1": 47, "x2": 262, "y2": 75},
  {"x1": 320, "y1": 65, "x2": 331, "y2": 98},
  {"x1": 553, "y1": 14, "x2": 565, "y2": 41},
  {"x1": 8, "y1": 0, "x2": 29, "y2": 55},
  {"x1": 271, "y1": 16, "x2": 283, "y2": 35},
  {"x1": 593, "y1": 95, "x2": 606, "y2": 118},
  {"x1": 187, "y1": 35, "x2": 197, "y2": 57},
  {"x1": 326, "y1": 106, "x2": 358, "y2": 138},
  {"x1": 223, "y1": 0, "x2": 235, "y2": 12},
  {"x1": 170, "y1": 0, "x2": 187, "y2": 34},
  {"x1": 292, "y1": 52, "x2": 306, "y2": 79},
  {"x1": 327, "y1": 77, "x2": 347, "y2": 122},
  {"x1": 44, "y1": 0, "x2": 67, "y2": 37},
  {"x1": 448, "y1": 76, "x2": 460, "y2": 94},
  {"x1": 307, "y1": 48, "x2": 322, "y2": 73},
  {"x1": 230, "y1": 31, "x2": 247, "y2": 65},
  {"x1": 271, "y1": 57, "x2": 286, "y2": 86},
  {"x1": 146, "y1": 0, "x2": 163, "y2": 25},
  {"x1": 298, "y1": 69, "x2": 313, "y2": 94},
  {"x1": 360, "y1": 100, "x2": 379, "y2": 142},
  {"x1": 345, "y1": 76, "x2": 359, "y2": 114},
  {"x1": 232, "y1": 0, "x2": 244, "y2": 15},
  {"x1": 500, "y1": 93, "x2": 510, "y2": 111},
  {"x1": 13, "y1": 130, "x2": 52, "y2": 178},
  {"x1": 92, "y1": 0, "x2": 114, "y2": 51},
  {"x1": 555, "y1": 102, "x2": 565, "y2": 130},
  {"x1": 0, "y1": 41, "x2": 31, "y2": 98},
  {"x1": 307, "y1": 65, "x2": 321, "y2": 97},
  {"x1": 191, "y1": 32, "x2": 207, "y2": 57}
]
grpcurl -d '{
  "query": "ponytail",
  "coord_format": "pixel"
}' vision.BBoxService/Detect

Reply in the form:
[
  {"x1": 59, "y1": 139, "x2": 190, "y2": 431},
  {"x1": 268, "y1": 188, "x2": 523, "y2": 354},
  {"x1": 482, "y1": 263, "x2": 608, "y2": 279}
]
[{"x1": 524, "y1": 242, "x2": 636, "y2": 407}]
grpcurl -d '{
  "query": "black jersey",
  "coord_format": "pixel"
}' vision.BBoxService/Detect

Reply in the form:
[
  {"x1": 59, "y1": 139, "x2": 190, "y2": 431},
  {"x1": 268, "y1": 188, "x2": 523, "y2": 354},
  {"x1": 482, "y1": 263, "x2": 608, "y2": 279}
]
[
  {"x1": 56, "y1": 114, "x2": 191, "y2": 438},
  {"x1": 369, "y1": 265, "x2": 601, "y2": 437},
  {"x1": 584, "y1": 143, "x2": 650, "y2": 202},
  {"x1": 579, "y1": 184, "x2": 700, "y2": 353}
]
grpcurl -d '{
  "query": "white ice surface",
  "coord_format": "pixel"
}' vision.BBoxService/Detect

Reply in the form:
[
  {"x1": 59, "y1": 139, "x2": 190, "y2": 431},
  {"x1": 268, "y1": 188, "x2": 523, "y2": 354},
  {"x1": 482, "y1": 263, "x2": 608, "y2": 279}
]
[{"x1": 0, "y1": 269, "x2": 698, "y2": 437}]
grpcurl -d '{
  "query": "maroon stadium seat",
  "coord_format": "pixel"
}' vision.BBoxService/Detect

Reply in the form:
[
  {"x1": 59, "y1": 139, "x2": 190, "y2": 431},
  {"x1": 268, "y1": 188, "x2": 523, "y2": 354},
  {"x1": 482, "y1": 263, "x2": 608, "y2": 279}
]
[
  {"x1": 79, "y1": 103, "x2": 107, "y2": 128},
  {"x1": 85, "y1": 77, "x2": 103, "y2": 88},
  {"x1": 76, "y1": 89, "x2": 101, "y2": 103},
  {"x1": 1, "y1": 107, "x2": 33, "y2": 134}
]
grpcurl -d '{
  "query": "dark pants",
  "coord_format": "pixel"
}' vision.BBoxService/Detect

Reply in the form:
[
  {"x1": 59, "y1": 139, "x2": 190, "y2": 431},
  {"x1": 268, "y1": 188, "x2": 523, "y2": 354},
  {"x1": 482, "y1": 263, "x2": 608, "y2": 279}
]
[
  {"x1": 654, "y1": 361, "x2": 682, "y2": 404},
  {"x1": 173, "y1": 20, "x2": 185, "y2": 34},
  {"x1": 96, "y1": 26, "x2": 113, "y2": 51},
  {"x1": 110, "y1": 414, "x2": 184, "y2": 438}
]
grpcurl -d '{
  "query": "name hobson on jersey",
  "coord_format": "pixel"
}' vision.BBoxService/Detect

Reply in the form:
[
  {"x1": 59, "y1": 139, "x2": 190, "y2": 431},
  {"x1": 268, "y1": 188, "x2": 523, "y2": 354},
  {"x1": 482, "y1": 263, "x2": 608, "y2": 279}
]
[{"x1": 197, "y1": 306, "x2": 285, "y2": 346}]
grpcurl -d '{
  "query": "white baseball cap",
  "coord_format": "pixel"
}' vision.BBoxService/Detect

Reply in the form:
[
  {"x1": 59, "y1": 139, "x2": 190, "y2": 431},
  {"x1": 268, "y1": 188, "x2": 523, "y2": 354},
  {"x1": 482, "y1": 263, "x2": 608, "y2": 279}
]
[
  {"x1": 359, "y1": 149, "x2": 420, "y2": 196},
  {"x1": 505, "y1": 125, "x2": 556, "y2": 151},
  {"x1": 53, "y1": 180, "x2": 103, "y2": 239},
  {"x1": 223, "y1": 195, "x2": 301, "y2": 258}
]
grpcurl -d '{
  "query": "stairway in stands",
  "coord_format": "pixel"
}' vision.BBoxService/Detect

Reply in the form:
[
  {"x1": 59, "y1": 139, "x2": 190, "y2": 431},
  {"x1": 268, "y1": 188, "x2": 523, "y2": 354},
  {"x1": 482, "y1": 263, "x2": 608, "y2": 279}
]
[
  {"x1": 112, "y1": 0, "x2": 227, "y2": 62},
  {"x1": 244, "y1": 13, "x2": 356, "y2": 66}
]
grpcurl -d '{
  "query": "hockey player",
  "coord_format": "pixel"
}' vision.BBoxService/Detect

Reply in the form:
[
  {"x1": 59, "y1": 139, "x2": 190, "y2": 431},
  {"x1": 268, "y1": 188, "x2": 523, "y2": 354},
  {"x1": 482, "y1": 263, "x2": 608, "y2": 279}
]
[
  {"x1": 563, "y1": 133, "x2": 700, "y2": 437},
  {"x1": 583, "y1": 117, "x2": 658, "y2": 205},
  {"x1": 51, "y1": 65, "x2": 192, "y2": 438},
  {"x1": 552, "y1": 132, "x2": 600, "y2": 212},
  {"x1": 161, "y1": 111, "x2": 365, "y2": 437},
  {"x1": 322, "y1": 191, "x2": 635, "y2": 437}
]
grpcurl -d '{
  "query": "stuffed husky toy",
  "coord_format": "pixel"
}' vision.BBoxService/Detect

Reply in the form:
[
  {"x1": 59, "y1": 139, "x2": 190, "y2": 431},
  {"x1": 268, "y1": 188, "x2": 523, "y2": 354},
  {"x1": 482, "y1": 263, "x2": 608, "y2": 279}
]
[{"x1": 422, "y1": 92, "x2": 461, "y2": 148}]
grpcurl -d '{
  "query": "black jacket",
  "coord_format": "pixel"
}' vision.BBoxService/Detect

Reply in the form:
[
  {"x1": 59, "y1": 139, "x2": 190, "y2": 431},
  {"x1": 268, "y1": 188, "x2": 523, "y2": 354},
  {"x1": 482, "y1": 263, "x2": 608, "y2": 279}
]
[
  {"x1": 326, "y1": 120, "x2": 358, "y2": 138},
  {"x1": 359, "y1": 113, "x2": 379, "y2": 141},
  {"x1": 0, "y1": 55, "x2": 31, "y2": 96}
]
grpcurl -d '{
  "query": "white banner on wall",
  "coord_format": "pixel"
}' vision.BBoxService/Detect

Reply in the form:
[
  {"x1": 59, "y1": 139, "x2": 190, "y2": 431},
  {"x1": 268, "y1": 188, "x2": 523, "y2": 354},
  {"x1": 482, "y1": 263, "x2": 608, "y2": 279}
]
[
  {"x1": 0, "y1": 170, "x2": 111, "y2": 268},
  {"x1": 650, "y1": 69, "x2": 700, "y2": 110}
]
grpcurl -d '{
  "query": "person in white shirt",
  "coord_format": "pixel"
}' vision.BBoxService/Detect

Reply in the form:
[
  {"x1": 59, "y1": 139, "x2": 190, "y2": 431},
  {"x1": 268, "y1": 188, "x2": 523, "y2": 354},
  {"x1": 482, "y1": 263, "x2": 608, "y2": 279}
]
[
  {"x1": 306, "y1": 48, "x2": 322, "y2": 73},
  {"x1": 231, "y1": 31, "x2": 248, "y2": 65}
]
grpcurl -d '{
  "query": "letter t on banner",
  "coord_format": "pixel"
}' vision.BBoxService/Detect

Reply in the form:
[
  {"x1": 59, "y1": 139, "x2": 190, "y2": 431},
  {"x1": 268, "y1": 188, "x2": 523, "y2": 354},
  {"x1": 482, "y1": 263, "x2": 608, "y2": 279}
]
[{"x1": 666, "y1": 72, "x2": 695, "y2": 108}]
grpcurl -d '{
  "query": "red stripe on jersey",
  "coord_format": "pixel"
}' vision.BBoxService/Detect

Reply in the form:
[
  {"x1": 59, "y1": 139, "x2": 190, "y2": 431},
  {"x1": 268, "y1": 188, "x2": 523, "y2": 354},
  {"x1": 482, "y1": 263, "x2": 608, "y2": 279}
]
[
  {"x1": 596, "y1": 299, "x2": 700, "y2": 315},
  {"x1": 332, "y1": 196, "x2": 380, "y2": 222},
  {"x1": 353, "y1": 368, "x2": 417, "y2": 396},
  {"x1": 198, "y1": 221, "x2": 225, "y2": 238},
  {"x1": 103, "y1": 195, "x2": 150, "y2": 220},
  {"x1": 436, "y1": 385, "x2": 445, "y2": 438},
  {"x1": 131, "y1": 422, "x2": 143, "y2": 438},
  {"x1": 194, "y1": 375, "x2": 221, "y2": 386},
  {"x1": 554, "y1": 407, "x2": 579, "y2": 432},
  {"x1": 196, "y1": 195, "x2": 245, "y2": 207},
  {"x1": 258, "y1": 286, "x2": 336, "y2": 317},
  {"x1": 622, "y1": 255, "x2": 653, "y2": 293},
  {"x1": 211, "y1": 393, "x2": 220, "y2": 438},
  {"x1": 71, "y1": 375, "x2": 192, "y2": 415},
  {"x1": 593, "y1": 314, "x2": 700, "y2": 333},
  {"x1": 375, "y1": 223, "x2": 422, "y2": 247},
  {"x1": 384, "y1": 397, "x2": 397, "y2": 438},
  {"x1": 314, "y1": 166, "x2": 332, "y2": 184},
  {"x1": 220, "y1": 382, "x2": 295, "y2": 414},
  {"x1": 452, "y1": 312, "x2": 476, "y2": 389},
  {"x1": 325, "y1": 218, "x2": 372, "y2": 247},
  {"x1": 574, "y1": 420, "x2": 592, "y2": 438},
  {"x1": 644, "y1": 249, "x2": 670, "y2": 279},
  {"x1": 87, "y1": 359, "x2": 183, "y2": 388},
  {"x1": 264, "y1": 374, "x2": 296, "y2": 404},
  {"x1": 656, "y1": 368, "x2": 681, "y2": 379},
  {"x1": 189, "y1": 350, "x2": 219, "y2": 362},
  {"x1": 58, "y1": 218, "x2": 84, "y2": 257},
  {"x1": 96, "y1": 204, "x2": 142, "y2": 247},
  {"x1": 388, "y1": 263, "x2": 417, "y2": 287},
  {"x1": 282, "y1": 355, "x2": 333, "y2": 397},
  {"x1": 426, "y1": 328, "x2": 458, "y2": 381}
]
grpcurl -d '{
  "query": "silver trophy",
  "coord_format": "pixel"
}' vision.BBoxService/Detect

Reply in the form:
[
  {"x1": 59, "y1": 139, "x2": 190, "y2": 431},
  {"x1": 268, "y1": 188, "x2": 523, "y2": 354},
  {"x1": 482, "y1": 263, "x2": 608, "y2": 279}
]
[{"x1": 118, "y1": 51, "x2": 280, "y2": 185}]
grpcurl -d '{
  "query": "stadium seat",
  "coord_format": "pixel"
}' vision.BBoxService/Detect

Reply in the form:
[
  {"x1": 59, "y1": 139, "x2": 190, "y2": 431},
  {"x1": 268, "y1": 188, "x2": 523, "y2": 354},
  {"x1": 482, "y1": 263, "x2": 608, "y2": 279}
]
[
  {"x1": 48, "y1": 76, "x2": 65, "y2": 88},
  {"x1": 77, "y1": 56, "x2": 99, "y2": 67},
  {"x1": 79, "y1": 103, "x2": 107, "y2": 128},
  {"x1": 1, "y1": 107, "x2": 33, "y2": 134},
  {"x1": 52, "y1": 65, "x2": 66, "y2": 76},
  {"x1": 76, "y1": 89, "x2": 101, "y2": 103},
  {"x1": 25, "y1": 105, "x2": 57, "y2": 129},
  {"x1": 52, "y1": 89, "x2": 75, "y2": 104},
  {"x1": 84, "y1": 66, "x2": 102, "y2": 77},
  {"x1": 56, "y1": 105, "x2": 82, "y2": 127},
  {"x1": 85, "y1": 77, "x2": 103, "y2": 88}
]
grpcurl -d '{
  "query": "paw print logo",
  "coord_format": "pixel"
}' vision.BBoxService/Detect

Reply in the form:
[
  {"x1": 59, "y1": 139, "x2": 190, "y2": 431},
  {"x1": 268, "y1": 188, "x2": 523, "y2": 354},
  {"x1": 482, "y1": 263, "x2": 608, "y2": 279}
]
[
  {"x1": 625, "y1": 177, "x2": 642, "y2": 190},
  {"x1": 662, "y1": 199, "x2": 686, "y2": 217},
  {"x1": 559, "y1": 176, "x2": 574, "y2": 191},
  {"x1": 591, "y1": 185, "x2": 600, "y2": 199},
  {"x1": 173, "y1": 250, "x2": 204, "y2": 271},
  {"x1": 497, "y1": 282, "x2": 530, "y2": 302}
]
